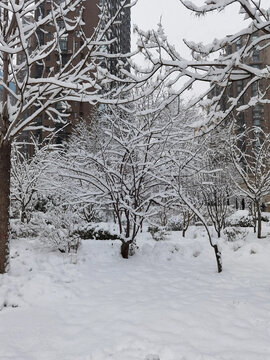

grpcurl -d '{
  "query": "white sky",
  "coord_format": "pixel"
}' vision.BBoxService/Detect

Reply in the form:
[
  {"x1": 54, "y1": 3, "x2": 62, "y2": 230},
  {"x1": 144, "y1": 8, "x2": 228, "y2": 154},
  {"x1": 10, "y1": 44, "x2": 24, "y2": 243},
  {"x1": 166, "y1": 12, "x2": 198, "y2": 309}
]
[
  {"x1": 131, "y1": 0, "x2": 269, "y2": 56},
  {"x1": 131, "y1": 0, "x2": 269, "y2": 97}
]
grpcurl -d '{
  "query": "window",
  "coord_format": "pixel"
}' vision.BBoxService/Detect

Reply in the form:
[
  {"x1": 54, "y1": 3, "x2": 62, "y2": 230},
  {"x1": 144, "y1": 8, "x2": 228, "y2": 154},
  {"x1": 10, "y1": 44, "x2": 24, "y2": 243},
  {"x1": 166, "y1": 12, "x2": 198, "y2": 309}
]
[
  {"x1": 35, "y1": 64, "x2": 43, "y2": 78},
  {"x1": 236, "y1": 80, "x2": 243, "y2": 95},
  {"x1": 37, "y1": 30, "x2": 44, "y2": 45},
  {"x1": 251, "y1": 82, "x2": 258, "y2": 97},
  {"x1": 61, "y1": 54, "x2": 69, "y2": 65},
  {"x1": 59, "y1": 37, "x2": 68, "y2": 51},
  {"x1": 253, "y1": 118, "x2": 261, "y2": 126},
  {"x1": 35, "y1": 116, "x2": 42, "y2": 126},
  {"x1": 57, "y1": 20, "x2": 64, "y2": 29},
  {"x1": 251, "y1": 33, "x2": 259, "y2": 41},
  {"x1": 235, "y1": 39, "x2": 241, "y2": 51},
  {"x1": 253, "y1": 104, "x2": 262, "y2": 125},
  {"x1": 229, "y1": 85, "x2": 233, "y2": 98},
  {"x1": 252, "y1": 49, "x2": 259, "y2": 62}
]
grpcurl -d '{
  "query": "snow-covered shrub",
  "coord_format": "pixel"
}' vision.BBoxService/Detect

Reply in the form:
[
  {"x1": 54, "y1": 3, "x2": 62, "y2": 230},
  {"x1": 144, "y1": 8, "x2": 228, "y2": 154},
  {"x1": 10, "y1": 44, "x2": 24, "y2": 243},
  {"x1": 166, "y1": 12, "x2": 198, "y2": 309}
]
[
  {"x1": 222, "y1": 227, "x2": 248, "y2": 242},
  {"x1": 261, "y1": 213, "x2": 270, "y2": 223},
  {"x1": 10, "y1": 217, "x2": 41, "y2": 238},
  {"x1": 43, "y1": 224, "x2": 81, "y2": 254},
  {"x1": 145, "y1": 354, "x2": 160, "y2": 360},
  {"x1": 74, "y1": 222, "x2": 121, "y2": 241},
  {"x1": 148, "y1": 226, "x2": 167, "y2": 241},
  {"x1": 225, "y1": 210, "x2": 254, "y2": 228},
  {"x1": 40, "y1": 205, "x2": 82, "y2": 253},
  {"x1": 166, "y1": 216, "x2": 183, "y2": 231},
  {"x1": 10, "y1": 141, "x2": 58, "y2": 224}
]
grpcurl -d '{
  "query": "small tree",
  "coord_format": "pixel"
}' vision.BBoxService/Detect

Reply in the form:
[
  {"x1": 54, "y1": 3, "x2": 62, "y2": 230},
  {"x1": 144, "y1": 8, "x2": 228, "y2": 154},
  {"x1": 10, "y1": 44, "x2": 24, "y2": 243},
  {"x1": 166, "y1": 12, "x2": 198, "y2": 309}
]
[
  {"x1": 10, "y1": 140, "x2": 56, "y2": 223},
  {"x1": 229, "y1": 126, "x2": 270, "y2": 238},
  {"x1": 155, "y1": 128, "x2": 224, "y2": 272},
  {"x1": 199, "y1": 134, "x2": 233, "y2": 238},
  {"x1": 58, "y1": 104, "x2": 176, "y2": 258},
  {"x1": 180, "y1": 207, "x2": 194, "y2": 238},
  {"x1": 201, "y1": 177, "x2": 229, "y2": 238}
]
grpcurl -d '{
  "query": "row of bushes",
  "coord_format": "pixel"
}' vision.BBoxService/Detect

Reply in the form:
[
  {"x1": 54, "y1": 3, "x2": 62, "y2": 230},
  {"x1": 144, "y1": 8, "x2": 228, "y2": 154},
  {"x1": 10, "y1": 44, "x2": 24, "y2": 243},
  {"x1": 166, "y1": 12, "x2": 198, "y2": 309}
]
[{"x1": 11, "y1": 209, "x2": 267, "y2": 255}]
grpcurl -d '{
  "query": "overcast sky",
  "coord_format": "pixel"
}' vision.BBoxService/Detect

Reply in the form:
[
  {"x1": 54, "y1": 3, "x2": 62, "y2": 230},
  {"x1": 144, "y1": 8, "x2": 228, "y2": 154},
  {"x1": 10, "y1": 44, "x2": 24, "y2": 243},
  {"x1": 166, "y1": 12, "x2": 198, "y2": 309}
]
[
  {"x1": 131, "y1": 0, "x2": 269, "y2": 54},
  {"x1": 131, "y1": 0, "x2": 243, "y2": 57},
  {"x1": 131, "y1": 0, "x2": 268, "y2": 96}
]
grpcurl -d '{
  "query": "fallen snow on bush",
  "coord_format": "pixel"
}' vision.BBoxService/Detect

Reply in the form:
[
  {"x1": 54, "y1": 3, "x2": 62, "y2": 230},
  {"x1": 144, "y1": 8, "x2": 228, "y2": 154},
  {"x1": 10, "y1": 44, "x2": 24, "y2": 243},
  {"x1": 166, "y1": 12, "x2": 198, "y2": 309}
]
[{"x1": 1, "y1": 227, "x2": 270, "y2": 359}]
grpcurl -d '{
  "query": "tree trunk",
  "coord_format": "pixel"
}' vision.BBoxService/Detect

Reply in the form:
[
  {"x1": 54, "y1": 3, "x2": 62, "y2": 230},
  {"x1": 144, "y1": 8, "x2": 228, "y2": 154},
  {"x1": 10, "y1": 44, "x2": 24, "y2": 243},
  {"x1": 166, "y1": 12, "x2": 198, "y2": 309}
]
[
  {"x1": 120, "y1": 239, "x2": 132, "y2": 259},
  {"x1": 257, "y1": 201, "x2": 262, "y2": 239},
  {"x1": 21, "y1": 204, "x2": 27, "y2": 223},
  {"x1": 213, "y1": 244, "x2": 222, "y2": 273},
  {"x1": 203, "y1": 221, "x2": 222, "y2": 273},
  {"x1": 0, "y1": 142, "x2": 11, "y2": 273},
  {"x1": 121, "y1": 241, "x2": 130, "y2": 259}
]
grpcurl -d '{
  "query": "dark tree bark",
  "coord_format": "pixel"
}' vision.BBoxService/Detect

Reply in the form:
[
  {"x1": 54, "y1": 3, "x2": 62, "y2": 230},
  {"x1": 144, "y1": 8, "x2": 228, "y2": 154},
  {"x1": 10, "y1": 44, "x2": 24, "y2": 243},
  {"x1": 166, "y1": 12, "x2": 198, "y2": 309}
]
[
  {"x1": 182, "y1": 211, "x2": 194, "y2": 238},
  {"x1": 120, "y1": 239, "x2": 133, "y2": 259},
  {"x1": 0, "y1": 141, "x2": 11, "y2": 273},
  {"x1": 204, "y1": 225, "x2": 222, "y2": 273},
  {"x1": 20, "y1": 205, "x2": 27, "y2": 223},
  {"x1": 213, "y1": 244, "x2": 222, "y2": 273},
  {"x1": 257, "y1": 201, "x2": 262, "y2": 239}
]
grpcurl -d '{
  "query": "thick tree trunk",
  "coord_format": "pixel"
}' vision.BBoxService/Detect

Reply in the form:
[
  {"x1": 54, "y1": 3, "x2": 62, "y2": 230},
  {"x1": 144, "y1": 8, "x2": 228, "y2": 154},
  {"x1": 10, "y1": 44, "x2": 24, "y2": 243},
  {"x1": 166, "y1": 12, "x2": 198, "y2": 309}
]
[
  {"x1": 121, "y1": 241, "x2": 130, "y2": 259},
  {"x1": 0, "y1": 142, "x2": 11, "y2": 273},
  {"x1": 120, "y1": 239, "x2": 133, "y2": 259}
]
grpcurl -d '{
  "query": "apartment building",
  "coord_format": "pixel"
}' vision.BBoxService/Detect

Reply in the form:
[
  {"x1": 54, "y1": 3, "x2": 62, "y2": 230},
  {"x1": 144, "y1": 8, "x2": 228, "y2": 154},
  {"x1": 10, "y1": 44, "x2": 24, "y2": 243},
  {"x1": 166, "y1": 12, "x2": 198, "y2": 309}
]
[
  {"x1": 209, "y1": 31, "x2": 270, "y2": 210},
  {"x1": 211, "y1": 32, "x2": 270, "y2": 137},
  {"x1": 20, "y1": 0, "x2": 131, "y2": 146}
]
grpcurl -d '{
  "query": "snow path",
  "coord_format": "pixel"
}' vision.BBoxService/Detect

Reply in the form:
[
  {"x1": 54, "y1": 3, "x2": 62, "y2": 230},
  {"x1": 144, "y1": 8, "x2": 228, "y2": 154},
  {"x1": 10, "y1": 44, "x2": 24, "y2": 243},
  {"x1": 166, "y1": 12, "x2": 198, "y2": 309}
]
[{"x1": 1, "y1": 231, "x2": 270, "y2": 360}]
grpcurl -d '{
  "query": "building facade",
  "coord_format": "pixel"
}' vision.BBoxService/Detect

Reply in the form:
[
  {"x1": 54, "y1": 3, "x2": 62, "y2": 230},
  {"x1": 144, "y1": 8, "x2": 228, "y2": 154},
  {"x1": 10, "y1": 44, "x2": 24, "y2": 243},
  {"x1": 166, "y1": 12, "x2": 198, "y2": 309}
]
[
  {"x1": 21, "y1": 0, "x2": 131, "y2": 146},
  {"x1": 212, "y1": 32, "x2": 270, "y2": 139},
  {"x1": 209, "y1": 31, "x2": 270, "y2": 210}
]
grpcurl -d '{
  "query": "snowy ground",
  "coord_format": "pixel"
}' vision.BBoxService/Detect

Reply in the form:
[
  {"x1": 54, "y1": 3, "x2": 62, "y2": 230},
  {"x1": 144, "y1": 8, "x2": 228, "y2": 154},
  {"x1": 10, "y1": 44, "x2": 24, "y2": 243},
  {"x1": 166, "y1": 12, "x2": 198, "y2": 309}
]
[{"x1": 1, "y1": 226, "x2": 270, "y2": 360}]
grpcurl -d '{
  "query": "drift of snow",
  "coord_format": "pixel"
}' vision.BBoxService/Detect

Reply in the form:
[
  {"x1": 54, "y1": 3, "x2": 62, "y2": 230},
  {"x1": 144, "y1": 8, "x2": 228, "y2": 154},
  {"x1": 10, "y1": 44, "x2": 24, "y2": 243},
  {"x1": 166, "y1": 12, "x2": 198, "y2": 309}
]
[{"x1": 1, "y1": 227, "x2": 270, "y2": 359}]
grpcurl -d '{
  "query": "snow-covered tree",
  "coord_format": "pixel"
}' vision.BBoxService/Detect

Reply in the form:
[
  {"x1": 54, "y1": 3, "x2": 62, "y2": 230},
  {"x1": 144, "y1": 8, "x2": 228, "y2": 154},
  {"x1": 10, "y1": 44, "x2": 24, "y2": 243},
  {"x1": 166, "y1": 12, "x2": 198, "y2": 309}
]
[
  {"x1": 0, "y1": 0, "x2": 132, "y2": 273},
  {"x1": 162, "y1": 137, "x2": 224, "y2": 273},
  {"x1": 128, "y1": 1, "x2": 269, "y2": 130},
  {"x1": 229, "y1": 125, "x2": 270, "y2": 238},
  {"x1": 58, "y1": 103, "x2": 176, "y2": 258},
  {"x1": 198, "y1": 128, "x2": 234, "y2": 238},
  {"x1": 10, "y1": 138, "x2": 57, "y2": 223},
  {"x1": 200, "y1": 167, "x2": 230, "y2": 239}
]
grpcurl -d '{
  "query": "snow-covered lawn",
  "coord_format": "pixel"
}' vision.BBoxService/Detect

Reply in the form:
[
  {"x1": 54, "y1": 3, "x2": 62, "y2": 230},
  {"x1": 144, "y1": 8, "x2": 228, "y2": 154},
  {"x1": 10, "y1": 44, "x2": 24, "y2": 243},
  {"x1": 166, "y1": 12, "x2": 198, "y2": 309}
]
[{"x1": 1, "y1": 227, "x2": 270, "y2": 360}]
